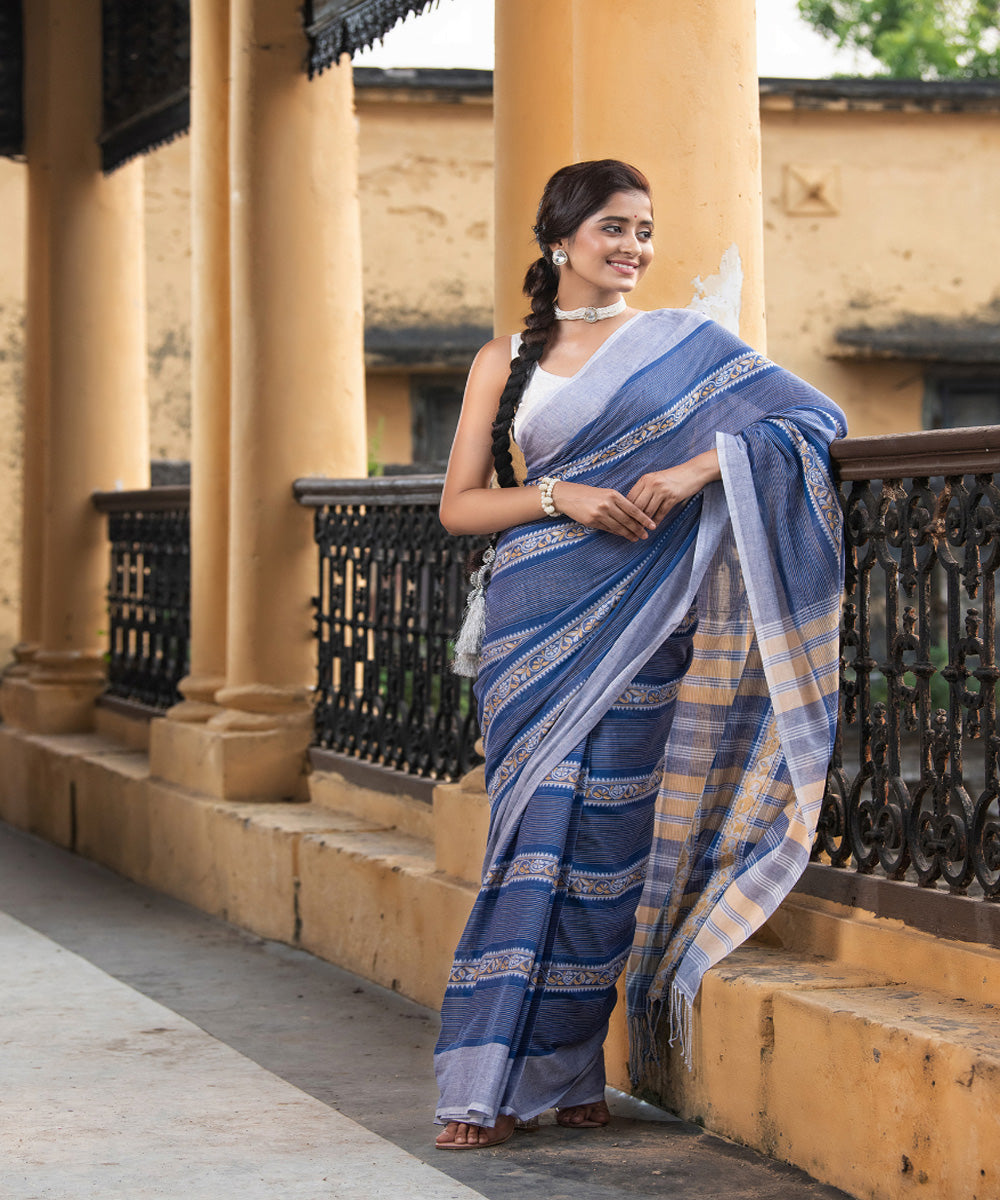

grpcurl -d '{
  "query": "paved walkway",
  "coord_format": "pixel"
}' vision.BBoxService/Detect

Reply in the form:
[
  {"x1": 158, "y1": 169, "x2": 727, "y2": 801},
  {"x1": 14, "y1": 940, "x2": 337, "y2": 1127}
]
[{"x1": 0, "y1": 822, "x2": 853, "y2": 1200}]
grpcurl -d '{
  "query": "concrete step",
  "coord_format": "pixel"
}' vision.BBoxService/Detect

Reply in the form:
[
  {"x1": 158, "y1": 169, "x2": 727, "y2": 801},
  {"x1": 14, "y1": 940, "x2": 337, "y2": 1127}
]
[{"x1": 646, "y1": 944, "x2": 1000, "y2": 1200}]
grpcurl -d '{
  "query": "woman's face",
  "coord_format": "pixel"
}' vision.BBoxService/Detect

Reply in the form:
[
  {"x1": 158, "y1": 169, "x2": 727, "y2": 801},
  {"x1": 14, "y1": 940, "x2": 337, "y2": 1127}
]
[{"x1": 553, "y1": 189, "x2": 654, "y2": 298}]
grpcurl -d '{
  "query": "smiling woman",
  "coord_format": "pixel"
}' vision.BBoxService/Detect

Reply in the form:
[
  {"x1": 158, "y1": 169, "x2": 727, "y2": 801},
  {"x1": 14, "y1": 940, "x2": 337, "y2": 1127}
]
[
  {"x1": 438, "y1": 162, "x2": 712, "y2": 542},
  {"x1": 433, "y1": 159, "x2": 847, "y2": 1151}
]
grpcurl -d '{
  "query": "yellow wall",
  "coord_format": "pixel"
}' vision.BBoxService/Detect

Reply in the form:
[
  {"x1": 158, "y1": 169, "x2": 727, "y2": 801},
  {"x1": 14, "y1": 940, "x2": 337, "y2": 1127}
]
[
  {"x1": 358, "y1": 87, "x2": 493, "y2": 334},
  {"x1": 365, "y1": 372, "x2": 412, "y2": 468},
  {"x1": 144, "y1": 135, "x2": 193, "y2": 463},
  {"x1": 357, "y1": 82, "x2": 494, "y2": 468},
  {"x1": 761, "y1": 102, "x2": 1000, "y2": 437},
  {"x1": 1, "y1": 77, "x2": 999, "y2": 663}
]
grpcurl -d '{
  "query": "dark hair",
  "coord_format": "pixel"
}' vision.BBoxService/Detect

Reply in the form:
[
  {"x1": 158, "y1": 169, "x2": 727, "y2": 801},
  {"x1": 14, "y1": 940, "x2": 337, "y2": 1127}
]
[{"x1": 490, "y1": 160, "x2": 652, "y2": 488}]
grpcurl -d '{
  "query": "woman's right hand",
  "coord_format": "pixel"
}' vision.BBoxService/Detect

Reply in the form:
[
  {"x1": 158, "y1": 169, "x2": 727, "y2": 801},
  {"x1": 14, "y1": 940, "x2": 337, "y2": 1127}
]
[{"x1": 551, "y1": 480, "x2": 656, "y2": 542}]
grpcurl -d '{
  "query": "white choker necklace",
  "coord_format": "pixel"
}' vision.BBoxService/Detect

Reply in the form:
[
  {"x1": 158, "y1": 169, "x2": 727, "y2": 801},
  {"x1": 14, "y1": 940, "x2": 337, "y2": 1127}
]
[{"x1": 554, "y1": 296, "x2": 627, "y2": 323}]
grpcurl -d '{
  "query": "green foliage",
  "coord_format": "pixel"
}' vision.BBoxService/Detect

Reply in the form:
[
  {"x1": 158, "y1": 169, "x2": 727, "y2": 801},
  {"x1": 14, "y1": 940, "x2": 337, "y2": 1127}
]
[
  {"x1": 367, "y1": 416, "x2": 385, "y2": 478},
  {"x1": 797, "y1": 0, "x2": 1000, "y2": 77}
]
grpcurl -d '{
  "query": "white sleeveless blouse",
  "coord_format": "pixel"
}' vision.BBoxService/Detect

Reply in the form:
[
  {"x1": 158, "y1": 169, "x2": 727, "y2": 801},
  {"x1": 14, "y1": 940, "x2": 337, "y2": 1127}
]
[{"x1": 510, "y1": 334, "x2": 570, "y2": 440}]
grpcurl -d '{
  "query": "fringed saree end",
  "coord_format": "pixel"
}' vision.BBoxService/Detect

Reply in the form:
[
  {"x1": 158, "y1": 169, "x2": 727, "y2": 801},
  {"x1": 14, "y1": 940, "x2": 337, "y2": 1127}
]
[
  {"x1": 626, "y1": 981, "x2": 695, "y2": 1087},
  {"x1": 627, "y1": 1000, "x2": 663, "y2": 1088},
  {"x1": 667, "y1": 980, "x2": 695, "y2": 1072}
]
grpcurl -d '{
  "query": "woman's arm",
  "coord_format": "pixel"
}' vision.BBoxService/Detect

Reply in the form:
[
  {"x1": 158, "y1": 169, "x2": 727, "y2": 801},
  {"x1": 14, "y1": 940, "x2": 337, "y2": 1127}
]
[{"x1": 439, "y1": 337, "x2": 657, "y2": 542}]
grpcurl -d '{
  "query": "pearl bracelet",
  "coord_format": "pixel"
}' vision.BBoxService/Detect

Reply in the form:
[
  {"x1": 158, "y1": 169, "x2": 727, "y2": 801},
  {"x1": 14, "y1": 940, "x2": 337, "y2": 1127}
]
[{"x1": 539, "y1": 476, "x2": 559, "y2": 517}]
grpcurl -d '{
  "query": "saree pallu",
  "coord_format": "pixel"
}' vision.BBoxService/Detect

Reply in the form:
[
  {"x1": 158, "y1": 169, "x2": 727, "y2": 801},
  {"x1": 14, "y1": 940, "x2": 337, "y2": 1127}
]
[{"x1": 435, "y1": 310, "x2": 846, "y2": 1125}]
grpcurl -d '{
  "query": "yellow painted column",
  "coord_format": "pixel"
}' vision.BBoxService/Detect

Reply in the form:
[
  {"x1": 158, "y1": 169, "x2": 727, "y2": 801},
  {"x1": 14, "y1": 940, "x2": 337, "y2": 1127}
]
[
  {"x1": 493, "y1": 0, "x2": 575, "y2": 334},
  {"x1": 152, "y1": 0, "x2": 366, "y2": 800},
  {"x1": 494, "y1": 0, "x2": 765, "y2": 350},
  {"x1": 221, "y1": 0, "x2": 366, "y2": 710},
  {"x1": 170, "y1": 0, "x2": 232, "y2": 723},
  {"x1": 1, "y1": 0, "x2": 149, "y2": 734},
  {"x1": 491, "y1": 0, "x2": 766, "y2": 1093},
  {"x1": 8, "y1": 0, "x2": 52, "y2": 678}
]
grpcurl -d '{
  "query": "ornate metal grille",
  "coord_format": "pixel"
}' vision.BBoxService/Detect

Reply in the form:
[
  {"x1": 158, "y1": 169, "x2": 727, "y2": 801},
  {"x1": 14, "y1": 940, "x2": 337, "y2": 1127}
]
[
  {"x1": 100, "y1": 0, "x2": 190, "y2": 172},
  {"x1": 92, "y1": 438, "x2": 1000, "y2": 905},
  {"x1": 295, "y1": 476, "x2": 482, "y2": 782},
  {"x1": 819, "y1": 428, "x2": 1000, "y2": 901},
  {"x1": 93, "y1": 487, "x2": 190, "y2": 710},
  {"x1": 0, "y1": 0, "x2": 23, "y2": 159},
  {"x1": 304, "y1": 0, "x2": 436, "y2": 76}
]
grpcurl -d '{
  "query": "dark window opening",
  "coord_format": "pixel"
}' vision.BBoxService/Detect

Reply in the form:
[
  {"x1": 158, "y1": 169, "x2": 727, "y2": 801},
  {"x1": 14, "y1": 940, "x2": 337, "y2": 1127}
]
[
  {"x1": 409, "y1": 374, "x2": 465, "y2": 473},
  {"x1": 925, "y1": 371, "x2": 1000, "y2": 430}
]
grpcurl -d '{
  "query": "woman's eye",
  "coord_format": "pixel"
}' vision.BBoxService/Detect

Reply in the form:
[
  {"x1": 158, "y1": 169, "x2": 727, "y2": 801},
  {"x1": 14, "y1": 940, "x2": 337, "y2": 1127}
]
[{"x1": 603, "y1": 224, "x2": 622, "y2": 234}]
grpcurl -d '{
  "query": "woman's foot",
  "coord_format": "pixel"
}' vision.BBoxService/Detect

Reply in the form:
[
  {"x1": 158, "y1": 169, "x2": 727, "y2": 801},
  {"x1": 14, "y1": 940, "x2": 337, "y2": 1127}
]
[
  {"x1": 555, "y1": 1099, "x2": 611, "y2": 1128},
  {"x1": 435, "y1": 1114, "x2": 516, "y2": 1150}
]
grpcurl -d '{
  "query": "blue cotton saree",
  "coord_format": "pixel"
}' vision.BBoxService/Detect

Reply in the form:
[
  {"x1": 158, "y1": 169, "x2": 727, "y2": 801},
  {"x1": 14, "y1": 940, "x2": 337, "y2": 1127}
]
[{"x1": 435, "y1": 309, "x2": 846, "y2": 1126}]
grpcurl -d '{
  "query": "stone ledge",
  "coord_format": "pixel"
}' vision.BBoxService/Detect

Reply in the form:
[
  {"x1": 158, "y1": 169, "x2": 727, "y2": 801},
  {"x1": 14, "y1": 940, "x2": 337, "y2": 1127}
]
[
  {"x1": 646, "y1": 944, "x2": 1000, "y2": 1200},
  {"x1": 765, "y1": 891, "x2": 1000, "y2": 1004},
  {"x1": 296, "y1": 827, "x2": 474, "y2": 1010},
  {"x1": 770, "y1": 984, "x2": 999, "y2": 1200},
  {"x1": 309, "y1": 765, "x2": 435, "y2": 841}
]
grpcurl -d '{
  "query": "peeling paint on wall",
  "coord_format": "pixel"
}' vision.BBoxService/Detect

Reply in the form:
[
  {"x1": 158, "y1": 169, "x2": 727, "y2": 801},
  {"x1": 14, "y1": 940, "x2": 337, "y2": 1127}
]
[
  {"x1": 687, "y1": 243, "x2": 743, "y2": 336},
  {"x1": 148, "y1": 323, "x2": 191, "y2": 462},
  {"x1": 0, "y1": 300, "x2": 25, "y2": 666}
]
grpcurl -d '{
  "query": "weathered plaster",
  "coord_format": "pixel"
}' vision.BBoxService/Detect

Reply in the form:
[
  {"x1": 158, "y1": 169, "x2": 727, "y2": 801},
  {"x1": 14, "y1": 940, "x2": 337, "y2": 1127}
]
[
  {"x1": 0, "y1": 300, "x2": 24, "y2": 666},
  {"x1": 0, "y1": 157, "x2": 25, "y2": 667},
  {"x1": 760, "y1": 104, "x2": 1000, "y2": 426},
  {"x1": 144, "y1": 136, "x2": 193, "y2": 465},
  {"x1": 687, "y1": 243, "x2": 743, "y2": 336}
]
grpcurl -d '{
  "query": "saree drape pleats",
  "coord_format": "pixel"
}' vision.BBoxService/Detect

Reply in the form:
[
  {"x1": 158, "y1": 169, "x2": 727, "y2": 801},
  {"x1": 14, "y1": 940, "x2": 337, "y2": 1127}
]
[{"x1": 435, "y1": 311, "x2": 846, "y2": 1124}]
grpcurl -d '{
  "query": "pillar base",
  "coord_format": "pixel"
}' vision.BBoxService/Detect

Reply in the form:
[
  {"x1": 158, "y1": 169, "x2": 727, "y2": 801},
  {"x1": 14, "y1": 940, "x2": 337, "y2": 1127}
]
[
  {"x1": 214, "y1": 682, "x2": 312, "y2": 717},
  {"x1": 3, "y1": 642, "x2": 40, "y2": 679},
  {"x1": 0, "y1": 674, "x2": 102, "y2": 734},
  {"x1": 149, "y1": 712, "x2": 312, "y2": 801},
  {"x1": 167, "y1": 675, "x2": 230, "y2": 727},
  {"x1": 166, "y1": 700, "x2": 223, "y2": 724}
]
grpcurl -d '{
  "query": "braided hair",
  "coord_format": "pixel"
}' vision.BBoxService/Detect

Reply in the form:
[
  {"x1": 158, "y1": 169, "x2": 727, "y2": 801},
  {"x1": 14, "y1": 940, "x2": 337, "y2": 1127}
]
[{"x1": 490, "y1": 159, "x2": 652, "y2": 489}]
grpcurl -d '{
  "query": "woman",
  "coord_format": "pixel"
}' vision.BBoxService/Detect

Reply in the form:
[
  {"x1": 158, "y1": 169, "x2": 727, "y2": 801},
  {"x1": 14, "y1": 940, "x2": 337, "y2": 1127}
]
[{"x1": 435, "y1": 161, "x2": 845, "y2": 1149}]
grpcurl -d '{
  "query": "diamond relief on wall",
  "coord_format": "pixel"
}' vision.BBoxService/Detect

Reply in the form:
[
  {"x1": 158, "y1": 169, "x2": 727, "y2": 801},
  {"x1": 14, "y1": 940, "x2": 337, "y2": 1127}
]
[{"x1": 783, "y1": 164, "x2": 841, "y2": 216}]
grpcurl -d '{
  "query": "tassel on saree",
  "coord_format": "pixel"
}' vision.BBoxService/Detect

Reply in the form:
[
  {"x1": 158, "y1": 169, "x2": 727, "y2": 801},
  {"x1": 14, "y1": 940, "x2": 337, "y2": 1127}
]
[{"x1": 452, "y1": 544, "x2": 496, "y2": 677}]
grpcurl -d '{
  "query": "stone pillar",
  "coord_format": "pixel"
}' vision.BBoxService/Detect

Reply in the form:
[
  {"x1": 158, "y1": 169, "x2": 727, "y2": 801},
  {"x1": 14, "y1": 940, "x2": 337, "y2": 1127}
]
[
  {"x1": 169, "y1": 0, "x2": 232, "y2": 724},
  {"x1": 8, "y1": 0, "x2": 52, "y2": 679},
  {"x1": 494, "y1": 0, "x2": 766, "y2": 350},
  {"x1": 151, "y1": 0, "x2": 367, "y2": 799},
  {"x1": 223, "y1": 0, "x2": 367, "y2": 701},
  {"x1": 1, "y1": 0, "x2": 149, "y2": 734},
  {"x1": 490, "y1": 0, "x2": 766, "y2": 1093},
  {"x1": 493, "y1": 0, "x2": 575, "y2": 335}
]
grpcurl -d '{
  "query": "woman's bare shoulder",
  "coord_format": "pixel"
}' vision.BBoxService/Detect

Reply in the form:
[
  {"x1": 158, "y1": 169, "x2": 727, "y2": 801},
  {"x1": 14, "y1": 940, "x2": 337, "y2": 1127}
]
[
  {"x1": 473, "y1": 334, "x2": 516, "y2": 370},
  {"x1": 466, "y1": 334, "x2": 516, "y2": 395}
]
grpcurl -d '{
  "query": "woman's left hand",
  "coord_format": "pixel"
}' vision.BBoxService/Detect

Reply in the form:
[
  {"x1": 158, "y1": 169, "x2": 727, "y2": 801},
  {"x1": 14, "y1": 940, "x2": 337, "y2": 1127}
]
[{"x1": 627, "y1": 450, "x2": 721, "y2": 525}]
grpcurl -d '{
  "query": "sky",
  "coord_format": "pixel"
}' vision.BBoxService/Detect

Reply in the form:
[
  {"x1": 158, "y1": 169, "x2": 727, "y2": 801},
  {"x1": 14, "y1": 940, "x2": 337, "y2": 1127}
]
[{"x1": 353, "y1": 0, "x2": 877, "y2": 77}]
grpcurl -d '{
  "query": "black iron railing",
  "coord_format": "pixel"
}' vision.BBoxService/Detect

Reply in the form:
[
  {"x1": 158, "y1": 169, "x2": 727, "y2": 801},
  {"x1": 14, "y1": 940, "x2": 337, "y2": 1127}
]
[
  {"x1": 819, "y1": 427, "x2": 1000, "y2": 902},
  {"x1": 92, "y1": 433, "x2": 1000, "y2": 907},
  {"x1": 294, "y1": 476, "x2": 483, "y2": 782},
  {"x1": 92, "y1": 486, "x2": 190, "y2": 710}
]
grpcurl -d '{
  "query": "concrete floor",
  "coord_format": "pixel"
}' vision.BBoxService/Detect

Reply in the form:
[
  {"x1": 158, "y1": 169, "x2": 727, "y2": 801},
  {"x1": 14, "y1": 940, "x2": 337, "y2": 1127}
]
[{"x1": 0, "y1": 821, "x2": 854, "y2": 1200}]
